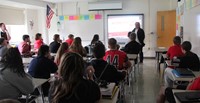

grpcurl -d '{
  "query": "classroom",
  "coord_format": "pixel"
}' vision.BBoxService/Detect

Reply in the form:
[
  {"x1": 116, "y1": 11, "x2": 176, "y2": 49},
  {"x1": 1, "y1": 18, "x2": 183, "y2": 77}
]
[{"x1": 0, "y1": 0, "x2": 200, "y2": 103}]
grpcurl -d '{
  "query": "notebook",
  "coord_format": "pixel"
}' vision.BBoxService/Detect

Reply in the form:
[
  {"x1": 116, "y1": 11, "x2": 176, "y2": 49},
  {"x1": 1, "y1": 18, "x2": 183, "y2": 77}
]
[
  {"x1": 174, "y1": 92, "x2": 200, "y2": 103},
  {"x1": 172, "y1": 68, "x2": 195, "y2": 78}
]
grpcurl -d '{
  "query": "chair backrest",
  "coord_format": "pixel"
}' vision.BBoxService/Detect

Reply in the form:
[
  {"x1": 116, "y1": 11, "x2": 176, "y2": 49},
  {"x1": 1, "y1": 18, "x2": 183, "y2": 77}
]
[{"x1": 127, "y1": 54, "x2": 138, "y2": 60}]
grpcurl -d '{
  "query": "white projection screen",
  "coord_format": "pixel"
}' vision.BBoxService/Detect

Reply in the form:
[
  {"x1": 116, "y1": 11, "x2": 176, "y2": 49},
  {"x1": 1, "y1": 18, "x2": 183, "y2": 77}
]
[{"x1": 108, "y1": 14, "x2": 144, "y2": 47}]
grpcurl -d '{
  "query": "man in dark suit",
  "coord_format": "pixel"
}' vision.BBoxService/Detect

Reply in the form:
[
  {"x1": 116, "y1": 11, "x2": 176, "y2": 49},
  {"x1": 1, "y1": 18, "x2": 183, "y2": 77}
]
[{"x1": 132, "y1": 22, "x2": 145, "y2": 63}]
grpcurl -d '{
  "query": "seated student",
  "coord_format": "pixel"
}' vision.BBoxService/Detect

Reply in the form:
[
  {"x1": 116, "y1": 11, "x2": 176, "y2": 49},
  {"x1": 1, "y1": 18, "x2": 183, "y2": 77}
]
[
  {"x1": 166, "y1": 36, "x2": 184, "y2": 60},
  {"x1": 91, "y1": 34, "x2": 100, "y2": 46},
  {"x1": 49, "y1": 52, "x2": 100, "y2": 103},
  {"x1": 65, "y1": 34, "x2": 74, "y2": 46},
  {"x1": 69, "y1": 37, "x2": 87, "y2": 57},
  {"x1": 0, "y1": 38, "x2": 8, "y2": 57},
  {"x1": 90, "y1": 42, "x2": 126, "y2": 83},
  {"x1": 28, "y1": 45, "x2": 58, "y2": 96},
  {"x1": 103, "y1": 38, "x2": 131, "y2": 70},
  {"x1": 0, "y1": 48, "x2": 34, "y2": 100},
  {"x1": 85, "y1": 34, "x2": 102, "y2": 54},
  {"x1": 54, "y1": 42, "x2": 69, "y2": 65},
  {"x1": 164, "y1": 41, "x2": 200, "y2": 87},
  {"x1": 123, "y1": 32, "x2": 141, "y2": 54},
  {"x1": 49, "y1": 34, "x2": 61, "y2": 53},
  {"x1": 157, "y1": 76, "x2": 200, "y2": 103},
  {"x1": 18, "y1": 35, "x2": 33, "y2": 57},
  {"x1": 34, "y1": 33, "x2": 43, "y2": 52}
]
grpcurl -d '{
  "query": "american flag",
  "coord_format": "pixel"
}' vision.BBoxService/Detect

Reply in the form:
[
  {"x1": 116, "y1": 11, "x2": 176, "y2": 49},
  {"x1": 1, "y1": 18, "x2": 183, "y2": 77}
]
[{"x1": 46, "y1": 5, "x2": 54, "y2": 29}]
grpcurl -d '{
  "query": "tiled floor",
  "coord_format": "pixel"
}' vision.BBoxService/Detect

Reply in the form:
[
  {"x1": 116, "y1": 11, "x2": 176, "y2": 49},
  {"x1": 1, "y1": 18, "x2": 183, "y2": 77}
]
[{"x1": 125, "y1": 59, "x2": 162, "y2": 103}]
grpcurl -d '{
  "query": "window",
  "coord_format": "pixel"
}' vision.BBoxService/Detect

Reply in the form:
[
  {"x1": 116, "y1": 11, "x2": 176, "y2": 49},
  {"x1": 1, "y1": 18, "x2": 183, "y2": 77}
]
[{"x1": 6, "y1": 25, "x2": 27, "y2": 45}]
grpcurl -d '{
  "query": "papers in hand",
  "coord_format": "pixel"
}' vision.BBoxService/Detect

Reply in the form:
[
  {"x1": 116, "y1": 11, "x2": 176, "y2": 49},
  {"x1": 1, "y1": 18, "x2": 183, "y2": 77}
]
[{"x1": 100, "y1": 83, "x2": 118, "y2": 99}]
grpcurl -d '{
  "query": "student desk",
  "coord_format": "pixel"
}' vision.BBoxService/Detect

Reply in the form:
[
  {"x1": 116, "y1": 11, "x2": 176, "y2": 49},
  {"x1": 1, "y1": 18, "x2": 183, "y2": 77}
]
[
  {"x1": 32, "y1": 53, "x2": 56, "y2": 58},
  {"x1": 172, "y1": 71, "x2": 200, "y2": 82},
  {"x1": 99, "y1": 89, "x2": 119, "y2": 103},
  {"x1": 172, "y1": 89, "x2": 200, "y2": 103},
  {"x1": 22, "y1": 57, "x2": 33, "y2": 64},
  {"x1": 155, "y1": 48, "x2": 168, "y2": 71},
  {"x1": 26, "y1": 78, "x2": 48, "y2": 103},
  {"x1": 22, "y1": 57, "x2": 33, "y2": 72},
  {"x1": 165, "y1": 60, "x2": 179, "y2": 67}
]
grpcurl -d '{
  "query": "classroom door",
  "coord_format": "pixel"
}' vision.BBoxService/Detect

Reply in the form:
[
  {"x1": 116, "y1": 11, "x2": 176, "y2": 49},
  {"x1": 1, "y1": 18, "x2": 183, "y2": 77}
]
[{"x1": 157, "y1": 10, "x2": 176, "y2": 48}]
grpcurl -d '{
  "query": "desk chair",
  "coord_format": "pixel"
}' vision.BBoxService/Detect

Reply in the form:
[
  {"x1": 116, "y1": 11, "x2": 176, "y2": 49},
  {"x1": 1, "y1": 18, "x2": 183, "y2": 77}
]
[
  {"x1": 126, "y1": 54, "x2": 138, "y2": 95},
  {"x1": 127, "y1": 54, "x2": 138, "y2": 82}
]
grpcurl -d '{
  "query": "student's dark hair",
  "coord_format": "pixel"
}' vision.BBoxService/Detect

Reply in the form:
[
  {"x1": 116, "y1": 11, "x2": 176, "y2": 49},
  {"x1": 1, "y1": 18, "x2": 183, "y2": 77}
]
[
  {"x1": 0, "y1": 23, "x2": 4, "y2": 27},
  {"x1": 1, "y1": 48, "x2": 25, "y2": 77},
  {"x1": 23, "y1": 35, "x2": 30, "y2": 41},
  {"x1": 38, "y1": 45, "x2": 49, "y2": 57},
  {"x1": 173, "y1": 36, "x2": 181, "y2": 45},
  {"x1": 93, "y1": 42, "x2": 105, "y2": 59},
  {"x1": 0, "y1": 38, "x2": 5, "y2": 44},
  {"x1": 91, "y1": 34, "x2": 99, "y2": 45},
  {"x1": 108, "y1": 38, "x2": 117, "y2": 49},
  {"x1": 128, "y1": 31, "x2": 132, "y2": 37},
  {"x1": 116, "y1": 44, "x2": 120, "y2": 50},
  {"x1": 53, "y1": 34, "x2": 60, "y2": 41},
  {"x1": 35, "y1": 33, "x2": 42, "y2": 40},
  {"x1": 68, "y1": 34, "x2": 74, "y2": 39},
  {"x1": 129, "y1": 32, "x2": 136, "y2": 41},
  {"x1": 52, "y1": 52, "x2": 84, "y2": 103},
  {"x1": 181, "y1": 41, "x2": 192, "y2": 52}
]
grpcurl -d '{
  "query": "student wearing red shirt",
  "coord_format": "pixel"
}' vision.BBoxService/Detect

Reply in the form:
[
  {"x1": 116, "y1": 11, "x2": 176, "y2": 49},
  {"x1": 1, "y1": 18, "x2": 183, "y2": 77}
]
[
  {"x1": 34, "y1": 33, "x2": 43, "y2": 53},
  {"x1": 103, "y1": 38, "x2": 131, "y2": 70},
  {"x1": 18, "y1": 35, "x2": 32, "y2": 57},
  {"x1": 157, "y1": 76, "x2": 200, "y2": 103},
  {"x1": 167, "y1": 36, "x2": 184, "y2": 60},
  {"x1": 65, "y1": 34, "x2": 74, "y2": 46}
]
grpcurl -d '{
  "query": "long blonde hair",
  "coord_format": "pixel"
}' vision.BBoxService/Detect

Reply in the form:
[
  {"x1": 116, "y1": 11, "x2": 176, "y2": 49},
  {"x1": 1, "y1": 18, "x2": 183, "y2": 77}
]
[
  {"x1": 54, "y1": 42, "x2": 68, "y2": 65},
  {"x1": 51, "y1": 52, "x2": 84, "y2": 103},
  {"x1": 69, "y1": 37, "x2": 86, "y2": 56}
]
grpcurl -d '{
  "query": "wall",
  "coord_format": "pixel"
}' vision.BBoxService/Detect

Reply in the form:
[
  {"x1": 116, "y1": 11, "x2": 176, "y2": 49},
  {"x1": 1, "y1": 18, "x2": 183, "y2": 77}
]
[
  {"x1": 0, "y1": 6, "x2": 24, "y2": 25},
  {"x1": 182, "y1": 5, "x2": 200, "y2": 56},
  {"x1": 24, "y1": 9, "x2": 49, "y2": 44},
  {"x1": 56, "y1": 0, "x2": 177, "y2": 57}
]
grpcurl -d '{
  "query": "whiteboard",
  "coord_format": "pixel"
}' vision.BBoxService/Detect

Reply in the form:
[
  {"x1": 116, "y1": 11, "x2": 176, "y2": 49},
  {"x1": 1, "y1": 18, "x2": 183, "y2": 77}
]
[
  {"x1": 183, "y1": 5, "x2": 200, "y2": 56},
  {"x1": 59, "y1": 19, "x2": 103, "y2": 42}
]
